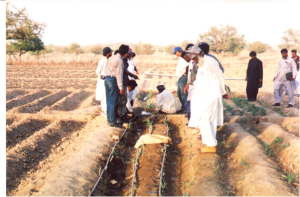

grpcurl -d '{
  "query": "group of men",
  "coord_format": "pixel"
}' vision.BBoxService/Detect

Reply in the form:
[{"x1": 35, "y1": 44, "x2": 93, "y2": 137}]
[
  {"x1": 95, "y1": 42, "x2": 299, "y2": 153},
  {"x1": 95, "y1": 45, "x2": 139, "y2": 128},
  {"x1": 245, "y1": 49, "x2": 299, "y2": 108}
]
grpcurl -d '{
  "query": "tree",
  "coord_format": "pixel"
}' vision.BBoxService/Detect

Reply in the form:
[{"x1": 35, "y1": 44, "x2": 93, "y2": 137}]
[
  {"x1": 132, "y1": 43, "x2": 155, "y2": 55},
  {"x1": 165, "y1": 44, "x2": 176, "y2": 55},
  {"x1": 6, "y1": 42, "x2": 18, "y2": 61},
  {"x1": 90, "y1": 45, "x2": 102, "y2": 55},
  {"x1": 248, "y1": 41, "x2": 266, "y2": 54},
  {"x1": 199, "y1": 24, "x2": 246, "y2": 62},
  {"x1": 60, "y1": 46, "x2": 69, "y2": 55},
  {"x1": 11, "y1": 35, "x2": 44, "y2": 59},
  {"x1": 278, "y1": 28, "x2": 300, "y2": 50},
  {"x1": 68, "y1": 42, "x2": 84, "y2": 57},
  {"x1": 6, "y1": 3, "x2": 46, "y2": 60}
]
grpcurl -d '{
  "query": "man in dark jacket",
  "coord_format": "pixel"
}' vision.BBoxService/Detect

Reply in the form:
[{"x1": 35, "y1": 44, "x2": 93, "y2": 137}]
[{"x1": 245, "y1": 51, "x2": 263, "y2": 101}]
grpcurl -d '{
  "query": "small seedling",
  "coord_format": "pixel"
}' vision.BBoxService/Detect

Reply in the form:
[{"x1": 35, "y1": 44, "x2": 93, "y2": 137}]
[
  {"x1": 147, "y1": 90, "x2": 154, "y2": 99},
  {"x1": 272, "y1": 137, "x2": 282, "y2": 145},
  {"x1": 241, "y1": 158, "x2": 250, "y2": 168}
]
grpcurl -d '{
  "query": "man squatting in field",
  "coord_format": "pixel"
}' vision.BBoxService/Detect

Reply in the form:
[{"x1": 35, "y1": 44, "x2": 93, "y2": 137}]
[
  {"x1": 156, "y1": 85, "x2": 180, "y2": 114},
  {"x1": 273, "y1": 48, "x2": 297, "y2": 108},
  {"x1": 185, "y1": 44, "x2": 226, "y2": 153},
  {"x1": 290, "y1": 49, "x2": 300, "y2": 96},
  {"x1": 95, "y1": 47, "x2": 113, "y2": 116}
]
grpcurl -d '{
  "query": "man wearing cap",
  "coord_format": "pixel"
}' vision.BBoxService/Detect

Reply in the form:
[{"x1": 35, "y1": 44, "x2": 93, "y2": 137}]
[
  {"x1": 118, "y1": 48, "x2": 139, "y2": 121},
  {"x1": 174, "y1": 47, "x2": 189, "y2": 112},
  {"x1": 291, "y1": 50, "x2": 300, "y2": 96},
  {"x1": 186, "y1": 44, "x2": 226, "y2": 153},
  {"x1": 95, "y1": 47, "x2": 113, "y2": 116},
  {"x1": 104, "y1": 44, "x2": 129, "y2": 128},
  {"x1": 156, "y1": 85, "x2": 180, "y2": 114}
]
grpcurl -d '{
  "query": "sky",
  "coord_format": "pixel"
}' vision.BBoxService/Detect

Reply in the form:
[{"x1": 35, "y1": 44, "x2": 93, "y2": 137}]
[{"x1": 7, "y1": 0, "x2": 300, "y2": 47}]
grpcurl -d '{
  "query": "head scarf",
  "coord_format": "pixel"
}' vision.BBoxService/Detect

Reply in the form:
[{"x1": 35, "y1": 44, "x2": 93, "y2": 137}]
[{"x1": 186, "y1": 44, "x2": 202, "y2": 59}]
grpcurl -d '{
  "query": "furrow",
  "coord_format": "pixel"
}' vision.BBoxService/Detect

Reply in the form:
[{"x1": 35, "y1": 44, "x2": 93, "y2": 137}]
[
  {"x1": 218, "y1": 123, "x2": 297, "y2": 196},
  {"x1": 6, "y1": 119, "x2": 51, "y2": 149},
  {"x1": 48, "y1": 90, "x2": 92, "y2": 111},
  {"x1": 6, "y1": 90, "x2": 51, "y2": 111},
  {"x1": 15, "y1": 90, "x2": 72, "y2": 113},
  {"x1": 6, "y1": 120, "x2": 86, "y2": 194},
  {"x1": 255, "y1": 122, "x2": 299, "y2": 174},
  {"x1": 6, "y1": 89, "x2": 28, "y2": 101}
]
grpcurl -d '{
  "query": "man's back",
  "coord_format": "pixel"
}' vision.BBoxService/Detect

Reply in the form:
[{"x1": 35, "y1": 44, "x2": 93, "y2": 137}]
[
  {"x1": 156, "y1": 90, "x2": 178, "y2": 113},
  {"x1": 105, "y1": 53, "x2": 124, "y2": 89}
]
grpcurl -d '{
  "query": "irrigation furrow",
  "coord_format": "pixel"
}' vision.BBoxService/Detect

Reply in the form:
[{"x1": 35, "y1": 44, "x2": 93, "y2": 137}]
[
  {"x1": 6, "y1": 118, "x2": 51, "y2": 149},
  {"x1": 6, "y1": 90, "x2": 51, "y2": 111},
  {"x1": 218, "y1": 123, "x2": 297, "y2": 196},
  {"x1": 6, "y1": 89, "x2": 28, "y2": 101},
  {"x1": 14, "y1": 90, "x2": 72, "y2": 113},
  {"x1": 47, "y1": 89, "x2": 92, "y2": 111},
  {"x1": 254, "y1": 122, "x2": 299, "y2": 176},
  {"x1": 6, "y1": 120, "x2": 86, "y2": 193},
  {"x1": 89, "y1": 116, "x2": 139, "y2": 196}
]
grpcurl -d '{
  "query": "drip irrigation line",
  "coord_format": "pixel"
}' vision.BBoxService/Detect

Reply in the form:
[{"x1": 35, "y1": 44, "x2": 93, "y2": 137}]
[
  {"x1": 159, "y1": 117, "x2": 169, "y2": 196},
  {"x1": 88, "y1": 117, "x2": 136, "y2": 197},
  {"x1": 131, "y1": 115, "x2": 156, "y2": 196}
]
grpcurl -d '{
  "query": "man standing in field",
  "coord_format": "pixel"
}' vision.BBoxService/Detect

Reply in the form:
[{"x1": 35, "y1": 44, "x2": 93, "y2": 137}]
[
  {"x1": 273, "y1": 49, "x2": 297, "y2": 108},
  {"x1": 187, "y1": 44, "x2": 226, "y2": 153},
  {"x1": 174, "y1": 47, "x2": 189, "y2": 112},
  {"x1": 104, "y1": 44, "x2": 129, "y2": 128},
  {"x1": 118, "y1": 48, "x2": 139, "y2": 121},
  {"x1": 245, "y1": 51, "x2": 263, "y2": 101},
  {"x1": 291, "y1": 50, "x2": 300, "y2": 96},
  {"x1": 95, "y1": 47, "x2": 113, "y2": 116}
]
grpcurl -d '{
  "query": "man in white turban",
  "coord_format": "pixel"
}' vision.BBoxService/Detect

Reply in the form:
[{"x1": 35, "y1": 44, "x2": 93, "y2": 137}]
[{"x1": 186, "y1": 44, "x2": 226, "y2": 153}]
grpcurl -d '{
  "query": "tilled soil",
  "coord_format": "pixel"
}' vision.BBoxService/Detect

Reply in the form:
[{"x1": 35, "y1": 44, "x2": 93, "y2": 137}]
[{"x1": 6, "y1": 63, "x2": 300, "y2": 196}]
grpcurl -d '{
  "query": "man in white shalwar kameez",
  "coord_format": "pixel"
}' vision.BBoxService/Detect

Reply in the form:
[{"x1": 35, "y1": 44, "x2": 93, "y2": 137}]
[
  {"x1": 156, "y1": 85, "x2": 180, "y2": 114},
  {"x1": 273, "y1": 49, "x2": 297, "y2": 108},
  {"x1": 95, "y1": 47, "x2": 113, "y2": 115},
  {"x1": 186, "y1": 45, "x2": 226, "y2": 153}
]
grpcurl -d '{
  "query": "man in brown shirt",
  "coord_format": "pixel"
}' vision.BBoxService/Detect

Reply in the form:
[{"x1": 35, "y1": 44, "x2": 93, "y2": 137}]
[{"x1": 292, "y1": 50, "x2": 300, "y2": 96}]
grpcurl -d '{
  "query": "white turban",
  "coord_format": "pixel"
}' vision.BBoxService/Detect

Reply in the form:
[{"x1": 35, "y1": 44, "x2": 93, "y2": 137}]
[{"x1": 186, "y1": 44, "x2": 202, "y2": 59}]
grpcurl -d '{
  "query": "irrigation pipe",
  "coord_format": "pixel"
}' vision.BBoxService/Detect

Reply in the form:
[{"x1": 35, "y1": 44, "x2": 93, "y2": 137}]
[
  {"x1": 131, "y1": 115, "x2": 156, "y2": 196},
  {"x1": 159, "y1": 117, "x2": 169, "y2": 196},
  {"x1": 88, "y1": 117, "x2": 136, "y2": 196}
]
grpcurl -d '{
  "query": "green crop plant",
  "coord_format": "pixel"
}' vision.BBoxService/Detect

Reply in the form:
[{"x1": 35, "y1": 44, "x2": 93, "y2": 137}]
[
  {"x1": 272, "y1": 137, "x2": 282, "y2": 145},
  {"x1": 147, "y1": 90, "x2": 154, "y2": 99},
  {"x1": 137, "y1": 94, "x2": 141, "y2": 99},
  {"x1": 260, "y1": 107, "x2": 267, "y2": 115},
  {"x1": 282, "y1": 174, "x2": 294, "y2": 184},
  {"x1": 147, "y1": 99, "x2": 154, "y2": 111},
  {"x1": 241, "y1": 158, "x2": 250, "y2": 168},
  {"x1": 145, "y1": 119, "x2": 151, "y2": 128}
]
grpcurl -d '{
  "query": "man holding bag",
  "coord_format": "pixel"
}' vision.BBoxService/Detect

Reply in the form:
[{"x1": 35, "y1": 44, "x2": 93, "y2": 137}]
[{"x1": 273, "y1": 49, "x2": 297, "y2": 108}]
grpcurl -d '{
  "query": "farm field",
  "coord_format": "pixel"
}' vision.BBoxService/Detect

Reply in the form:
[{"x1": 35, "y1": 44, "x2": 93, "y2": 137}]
[{"x1": 6, "y1": 51, "x2": 300, "y2": 196}]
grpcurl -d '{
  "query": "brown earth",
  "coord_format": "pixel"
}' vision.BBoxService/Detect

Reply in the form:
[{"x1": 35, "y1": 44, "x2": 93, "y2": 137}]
[{"x1": 6, "y1": 51, "x2": 300, "y2": 196}]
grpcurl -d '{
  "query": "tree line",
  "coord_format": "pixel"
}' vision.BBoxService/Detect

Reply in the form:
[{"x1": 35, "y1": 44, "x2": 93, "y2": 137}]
[{"x1": 6, "y1": 3, "x2": 300, "y2": 61}]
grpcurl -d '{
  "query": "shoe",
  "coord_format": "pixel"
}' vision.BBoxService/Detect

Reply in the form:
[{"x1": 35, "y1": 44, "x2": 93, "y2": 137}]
[
  {"x1": 200, "y1": 146, "x2": 216, "y2": 153},
  {"x1": 108, "y1": 123, "x2": 124, "y2": 129},
  {"x1": 272, "y1": 103, "x2": 280, "y2": 107},
  {"x1": 287, "y1": 104, "x2": 294, "y2": 108}
]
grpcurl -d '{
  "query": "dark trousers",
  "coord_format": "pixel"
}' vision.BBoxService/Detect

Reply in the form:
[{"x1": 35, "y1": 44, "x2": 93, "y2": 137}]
[
  {"x1": 177, "y1": 75, "x2": 187, "y2": 110},
  {"x1": 246, "y1": 81, "x2": 259, "y2": 100},
  {"x1": 105, "y1": 77, "x2": 120, "y2": 125}
]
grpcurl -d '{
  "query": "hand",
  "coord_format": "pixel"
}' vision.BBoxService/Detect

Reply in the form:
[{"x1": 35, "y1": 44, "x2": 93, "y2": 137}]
[
  {"x1": 184, "y1": 83, "x2": 189, "y2": 94},
  {"x1": 133, "y1": 74, "x2": 139, "y2": 80},
  {"x1": 245, "y1": 77, "x2": 248, "y2": 81},
  {"x1": 120, "y1": 89, "x2": 124, "y2": 95},
  {"x1": 136, "y1": 71, "x2": 139, "y2": 74},
  {"x1": 130, "y1": 112, "x2": 136, "y2": 117},
  {"x1": 259, "y1": 79, "x2": 262, "y2": 82},
  {"x1": 273, "y1": 77, "x2": 275, "y2": 81}
]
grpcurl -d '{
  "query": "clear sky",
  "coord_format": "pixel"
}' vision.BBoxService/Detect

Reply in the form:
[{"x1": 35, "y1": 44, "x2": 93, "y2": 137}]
[{"x1": 7, "y1": 0, "x2": 300, "y2": 46}]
